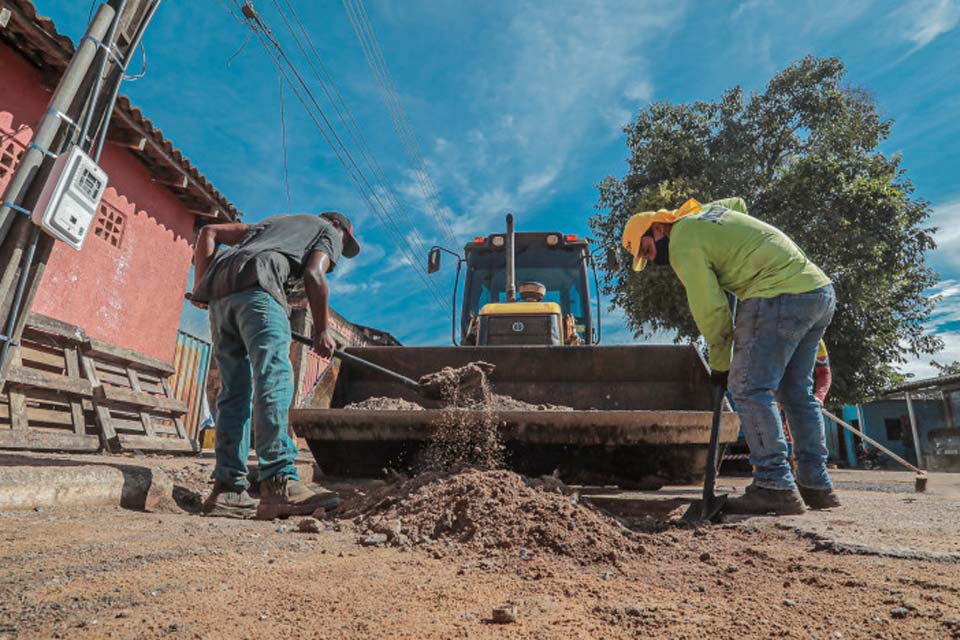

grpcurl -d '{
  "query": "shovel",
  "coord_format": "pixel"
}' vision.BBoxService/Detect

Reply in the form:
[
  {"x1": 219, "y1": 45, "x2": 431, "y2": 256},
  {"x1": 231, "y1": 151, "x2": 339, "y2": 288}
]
[
  {"x1": 681, "y1": 384, "x2": 729, "y2": 524},
  {"x1": 185, "y1": 293, "x2": 492, "y2": 401},
  {"x1": 289, "y1": 331, "x2": 491, "y2": 401}
]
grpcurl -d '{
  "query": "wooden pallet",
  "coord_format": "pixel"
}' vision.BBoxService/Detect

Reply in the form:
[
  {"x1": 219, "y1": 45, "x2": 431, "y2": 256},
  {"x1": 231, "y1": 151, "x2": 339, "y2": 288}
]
[
  {"x1": 0, "y1": 313, "x2": 195, "y2": 454},
  {"x1": 0, "y1": 314, "x2": 99, "y2": 451}
]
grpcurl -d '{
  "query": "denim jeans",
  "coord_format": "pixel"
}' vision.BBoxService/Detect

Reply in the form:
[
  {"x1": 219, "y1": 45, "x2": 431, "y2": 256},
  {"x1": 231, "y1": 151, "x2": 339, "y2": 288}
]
[
  {"x1": 209, "y1": 288, "x2": 299, "y2": 490},
  {"x1": 728, "y1": 285, "x2": 836, "y2": 491}
]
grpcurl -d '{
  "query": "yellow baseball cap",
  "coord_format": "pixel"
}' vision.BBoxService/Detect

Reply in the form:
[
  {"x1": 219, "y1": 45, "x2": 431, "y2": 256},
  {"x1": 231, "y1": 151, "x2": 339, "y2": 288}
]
[{"x1": 621, "y1": 198, "x2": 701, "y2": 271}]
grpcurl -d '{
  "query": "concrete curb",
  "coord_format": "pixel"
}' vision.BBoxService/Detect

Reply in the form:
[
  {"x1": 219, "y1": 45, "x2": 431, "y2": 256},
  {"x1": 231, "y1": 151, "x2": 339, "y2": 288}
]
[
  {"x1": 0, "y1": 457, "x2": 317, "y2": 512},
  {"x1": 0, "y1": 465, "x2": 128, "y2": 511}
]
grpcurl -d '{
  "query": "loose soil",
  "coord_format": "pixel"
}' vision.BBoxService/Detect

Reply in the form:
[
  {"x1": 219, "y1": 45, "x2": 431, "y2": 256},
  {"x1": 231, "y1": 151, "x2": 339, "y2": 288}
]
[
  {"x1": 3, "y1": 492, "x2": 959, "y2": 640},
  {"x1": 341, "y1": 468, "x2": 644, "y2": 564},
  {"x1": 345, "y1": 397, "x2": 425, "y2": 411},
  {"x1": 344, "y1": 393, "x2": 571, "y2": 412}
]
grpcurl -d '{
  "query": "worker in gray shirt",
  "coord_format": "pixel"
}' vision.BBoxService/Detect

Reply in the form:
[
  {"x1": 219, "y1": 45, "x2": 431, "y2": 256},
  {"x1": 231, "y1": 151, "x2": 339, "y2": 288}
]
[{"x1": 191, "y1": 211, "x2": 360, "y2": 519}]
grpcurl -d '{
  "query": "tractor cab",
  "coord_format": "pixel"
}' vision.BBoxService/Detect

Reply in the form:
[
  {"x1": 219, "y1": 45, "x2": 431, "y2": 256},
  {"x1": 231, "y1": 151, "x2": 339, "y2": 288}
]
[{"x1": 428, "y1": 215, "x2": 599, "y2": 346}]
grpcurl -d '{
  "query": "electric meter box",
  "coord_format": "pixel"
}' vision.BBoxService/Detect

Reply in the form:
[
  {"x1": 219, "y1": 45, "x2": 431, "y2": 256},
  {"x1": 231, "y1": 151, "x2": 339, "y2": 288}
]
[{"x1": 31, "y1": 145, "x2": 108, "y2": 251}]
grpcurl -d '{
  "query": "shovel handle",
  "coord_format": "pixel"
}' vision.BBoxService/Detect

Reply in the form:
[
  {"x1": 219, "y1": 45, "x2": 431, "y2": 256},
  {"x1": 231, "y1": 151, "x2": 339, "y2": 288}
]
[
  {"x1": 699, "y1": 384, "x2": 726, "y2": 520},
  {"x1": 289, "y1": 331, "x2": 422, "y2": 392}
]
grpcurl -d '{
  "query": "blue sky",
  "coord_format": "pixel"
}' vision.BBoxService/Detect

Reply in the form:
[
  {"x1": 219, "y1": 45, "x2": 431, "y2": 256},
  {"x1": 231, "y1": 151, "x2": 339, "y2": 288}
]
[{"x1": 40, "y1": 0, "x2": 960, "y2": 378}]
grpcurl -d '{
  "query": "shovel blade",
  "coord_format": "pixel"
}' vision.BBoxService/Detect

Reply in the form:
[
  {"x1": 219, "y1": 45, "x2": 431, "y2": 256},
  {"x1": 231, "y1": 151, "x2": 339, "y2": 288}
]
[
  {"x1": 417, "y1": 362, "x2": 495, "y2": 401},
  {"x1": 680, "y1": 493, "x2": 728, "y2": 525}
]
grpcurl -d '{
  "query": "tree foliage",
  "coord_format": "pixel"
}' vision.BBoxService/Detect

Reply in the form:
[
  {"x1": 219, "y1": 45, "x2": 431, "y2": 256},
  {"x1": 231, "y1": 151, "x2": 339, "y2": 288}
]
[
  {"x1": 590, "y1": 56, "x2": 941, "y2": 403},
  {"x1": 930, "y1": 360, "x2": 960, "y2": 377}
]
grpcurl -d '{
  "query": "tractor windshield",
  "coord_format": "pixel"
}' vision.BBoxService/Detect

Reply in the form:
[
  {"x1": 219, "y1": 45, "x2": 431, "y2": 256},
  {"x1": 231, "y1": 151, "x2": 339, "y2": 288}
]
[{"x1": 462, "y1": 239, "x2": 591, "y2": 342}]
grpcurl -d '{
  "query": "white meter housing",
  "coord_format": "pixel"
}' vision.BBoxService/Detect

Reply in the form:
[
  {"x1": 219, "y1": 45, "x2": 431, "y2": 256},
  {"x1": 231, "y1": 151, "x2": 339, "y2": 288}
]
[{"x1": 32, "y1": 145, "x2": 107, "y2": 251}]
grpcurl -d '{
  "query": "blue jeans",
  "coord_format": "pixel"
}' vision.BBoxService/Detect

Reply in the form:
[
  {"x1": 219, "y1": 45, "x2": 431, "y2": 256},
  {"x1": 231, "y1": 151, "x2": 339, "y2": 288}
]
[
  {"x1": 209, "y1": 288, "x2": 299, "y2": 490},
  {"x1": 728, "y1": 285, "x2": 836, "y2": 491}
]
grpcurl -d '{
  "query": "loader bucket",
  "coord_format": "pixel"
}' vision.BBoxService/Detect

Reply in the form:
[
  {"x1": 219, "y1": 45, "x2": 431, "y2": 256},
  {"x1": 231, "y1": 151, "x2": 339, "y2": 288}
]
[{"x1": 291, "y1": 344, "x2": 739, "y2": 488}]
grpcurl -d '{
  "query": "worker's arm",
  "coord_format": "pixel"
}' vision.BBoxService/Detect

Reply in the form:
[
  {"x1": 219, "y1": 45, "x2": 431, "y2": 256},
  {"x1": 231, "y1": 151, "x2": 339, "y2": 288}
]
[
  {"x1": 190, "y1": 223, "x2": 249, "y2": 307},
  {"x1": 813, "y1": 340, "x2": 831, "y2": 404},
  {"x1": 814, "y1": 364, "x2": 832, "y2": 405},
  {"x1": 671, "y1": 248, "x2": 735, "y2": 372},
  {"x1": 303, "y1": 250, "x2": 337, "y2": 359}
]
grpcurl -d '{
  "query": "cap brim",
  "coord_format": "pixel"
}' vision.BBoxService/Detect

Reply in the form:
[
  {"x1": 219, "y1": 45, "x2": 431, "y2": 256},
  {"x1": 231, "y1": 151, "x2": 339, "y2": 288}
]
[
  {"x1": 342, "y1": 233, "x2": 360, "y2": 258},
  {"x1": 631, "y1": 253, "x2": 647, "y2": 272}
]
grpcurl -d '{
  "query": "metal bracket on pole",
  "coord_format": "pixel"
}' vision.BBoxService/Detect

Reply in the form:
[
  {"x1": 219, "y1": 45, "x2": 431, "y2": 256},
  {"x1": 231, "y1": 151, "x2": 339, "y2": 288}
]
[
  {"x1": 46, "y1": 108, "x2": 78, "y2": 130},
  {"x1": 27, "y1": 142, "x2": 58, "y2": 160},
  {"x1": 81, "y1": 35, "x2": 124, "y2": 67},
  {"x1": 0, "y1": 335, "x2": 19, "y2": 347},
  {"x1": 1, "y1": 202, "x2": 31, "y2": 217}
]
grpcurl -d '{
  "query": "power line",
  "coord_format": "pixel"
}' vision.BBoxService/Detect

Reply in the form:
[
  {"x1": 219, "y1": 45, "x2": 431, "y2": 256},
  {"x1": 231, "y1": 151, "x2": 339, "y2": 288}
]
[
  {"x1": 343, "y1": 0, "x2": 455, "y2": 248},
  {"x1": 272, "y1": 0, "x2": 434, "y2": 264},
  {"x1": 226, "y1": 1, "x2": 451, "y2": 313},
  {"x1": 278, "y1": 73, "x2": 292, "y2": 211},
  {"x1": 342, "y1": 0, "x2": 459, "y2": 249}
]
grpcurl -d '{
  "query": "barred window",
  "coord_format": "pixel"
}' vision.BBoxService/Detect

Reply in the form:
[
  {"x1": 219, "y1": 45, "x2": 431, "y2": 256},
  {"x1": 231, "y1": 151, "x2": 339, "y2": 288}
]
[
  {"x1": 93, "y1": 202, "x2": 126, "y2": 248},
  {"x1": 0, "y1": 135, "x2": 26, "y2": 185}
]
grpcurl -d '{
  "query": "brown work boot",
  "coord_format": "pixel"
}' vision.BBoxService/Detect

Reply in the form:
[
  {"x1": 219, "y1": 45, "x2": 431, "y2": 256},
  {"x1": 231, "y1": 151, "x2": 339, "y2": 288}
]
[
  {"x1": 724, "y1": 484, "x2": 805, "y2": 516},
  {"x1": 256, "y1": 475, "x2": 341, "y2": 520},
  {"x1": 202, "y1": 481, "x2": 258, "y2": 519},
  {"x1": 798, "y1": 486, "x2": 841, "y2": 510}
]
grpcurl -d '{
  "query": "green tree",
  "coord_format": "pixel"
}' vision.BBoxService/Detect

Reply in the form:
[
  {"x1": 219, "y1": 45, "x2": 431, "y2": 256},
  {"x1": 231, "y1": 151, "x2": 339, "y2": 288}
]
[
  {"x1": 930, "y1": 360, "x2": 960, "y2": 376},
  {"x1": 591, "y1": 56, "x2": 941, "y2": 403}
]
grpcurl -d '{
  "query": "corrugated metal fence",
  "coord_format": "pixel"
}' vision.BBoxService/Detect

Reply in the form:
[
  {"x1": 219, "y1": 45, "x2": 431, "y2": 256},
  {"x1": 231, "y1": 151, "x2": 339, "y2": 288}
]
[{"x1": 170, "y1": 331, "x2": 212, "y2": 439}]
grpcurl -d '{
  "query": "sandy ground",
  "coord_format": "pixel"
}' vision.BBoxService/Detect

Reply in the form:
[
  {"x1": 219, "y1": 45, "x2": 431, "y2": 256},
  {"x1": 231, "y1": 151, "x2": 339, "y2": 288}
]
[{"x1": 1, "y1": 467, "x2": 959, "y2": 640}]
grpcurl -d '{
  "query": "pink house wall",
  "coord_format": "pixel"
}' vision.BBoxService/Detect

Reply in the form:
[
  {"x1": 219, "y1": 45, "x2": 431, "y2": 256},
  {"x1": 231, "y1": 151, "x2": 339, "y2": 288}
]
[{"x1": 0, "y1": 42, "x2": 195, "y2": 363}]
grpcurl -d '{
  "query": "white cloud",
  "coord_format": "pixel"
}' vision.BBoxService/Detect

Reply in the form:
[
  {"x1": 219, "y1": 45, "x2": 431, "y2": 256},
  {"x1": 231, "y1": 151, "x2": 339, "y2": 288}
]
[
  {"x1": 426, "y1": 0, "x2": 682, "y2": 236},
  {"x1": 899, "y1": 0, "x2": 960, "y2": 49},
  {"x1": 517, "y1": 166, "x2": 560, "y2": 196},
  {"x1": 928, "y1": 199, "x2": 960, "y2": 271},
  {"x1": 898, "y1": 269, "x2": 960, "y2": 379},
  {"x1": 623, "y1": 79, "x2": 653, "y2": 103}
]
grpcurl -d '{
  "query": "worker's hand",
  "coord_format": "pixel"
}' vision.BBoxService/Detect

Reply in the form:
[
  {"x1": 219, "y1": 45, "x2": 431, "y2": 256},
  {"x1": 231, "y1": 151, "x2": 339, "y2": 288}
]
[
  {"x1": 313, "y1": 329, "x2": 337, "y2": 359},
  {"x1": 710, "y1": 369, "x2": 729, "y2": 391}
]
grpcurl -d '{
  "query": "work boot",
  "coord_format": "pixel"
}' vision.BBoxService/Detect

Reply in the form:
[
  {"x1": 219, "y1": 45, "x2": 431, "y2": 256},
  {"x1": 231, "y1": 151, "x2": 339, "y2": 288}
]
[
  {"x1": 256, "y1": 475, "x2": 341, "y2": 520},
  {"x1": 202, "y1": 481, "x2": 258, "y2": 519},
  {"x1": 798, "y1": 486, "x2": 841, "y2": 510},
  {"x1": 724, "y1": 484, "x2": 805, "y2": 516}
]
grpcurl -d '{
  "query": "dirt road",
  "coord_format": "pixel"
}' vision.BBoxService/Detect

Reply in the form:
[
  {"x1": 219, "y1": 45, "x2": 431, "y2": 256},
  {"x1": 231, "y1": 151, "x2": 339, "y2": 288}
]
[{"x1": 1, "y1": 468, "x2": 959, "y2": 640}]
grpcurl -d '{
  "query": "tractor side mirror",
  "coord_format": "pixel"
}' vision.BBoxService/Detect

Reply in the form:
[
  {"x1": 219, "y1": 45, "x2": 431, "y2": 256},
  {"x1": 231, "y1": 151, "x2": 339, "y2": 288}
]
[{"x1": 427, "y1": 247, "x2": 441, "y2": 274}]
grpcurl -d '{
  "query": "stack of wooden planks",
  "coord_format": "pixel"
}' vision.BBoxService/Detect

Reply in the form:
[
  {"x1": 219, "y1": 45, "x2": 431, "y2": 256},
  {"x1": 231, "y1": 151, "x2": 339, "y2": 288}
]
[{"x1": 0, "y1": 312, "x2": 194, "y2": 453}]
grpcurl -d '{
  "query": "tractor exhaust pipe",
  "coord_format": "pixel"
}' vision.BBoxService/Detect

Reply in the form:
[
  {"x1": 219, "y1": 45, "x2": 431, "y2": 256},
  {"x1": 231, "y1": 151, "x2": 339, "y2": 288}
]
[{"x1": 505, "y1": 213, "x2": 516, "y2": 303}]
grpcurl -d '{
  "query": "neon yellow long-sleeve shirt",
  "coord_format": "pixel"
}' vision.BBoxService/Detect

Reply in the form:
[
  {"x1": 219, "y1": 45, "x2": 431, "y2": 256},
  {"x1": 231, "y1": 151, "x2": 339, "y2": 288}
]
[{"x1": 668, "y1": 198, "x2": 831, "y2": 372}]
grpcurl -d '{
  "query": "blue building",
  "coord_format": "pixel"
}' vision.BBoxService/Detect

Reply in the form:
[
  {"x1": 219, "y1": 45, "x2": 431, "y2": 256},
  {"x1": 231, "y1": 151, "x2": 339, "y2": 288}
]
[{"x1": 833, "y1": 373, "x2": 960, "y2": 470}]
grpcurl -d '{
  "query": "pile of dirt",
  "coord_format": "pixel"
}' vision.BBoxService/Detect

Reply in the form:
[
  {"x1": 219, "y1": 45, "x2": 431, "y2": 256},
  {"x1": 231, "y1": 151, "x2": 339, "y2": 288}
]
[
  {"x1": 344, "y1": 397, "x2": 425, "y2": 411},
  {"x1": 344, "y1": 393, "x2": 571, "y2": 413},
  {"x1": 340, "y1": 361, "x2": 570, "y2": 469},
  {"x1": 343, "y1": 468, "x2": 645, "y2": 564},
  {"x1": 482, "y1": 393, "x2": 573, "y2": 411}
]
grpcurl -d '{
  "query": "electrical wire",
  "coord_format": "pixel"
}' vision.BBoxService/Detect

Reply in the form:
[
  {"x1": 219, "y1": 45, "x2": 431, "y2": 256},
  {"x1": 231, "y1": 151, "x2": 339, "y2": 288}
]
[
  {"x1": 226, "y1": 0, "x2": 450, "y2": 311},
  {"x1": 342, "y1": 0, "x2": 459, "y2": 249},
  {"x1": 225, "y1": 1, "x2": 451, "y2": 312},
  {"x1": 272, "y1": 0, "x2": 434, "y2": 263},
  {"x1": 123, "y1": 42, "x2": 147, "y2": 81},
  {"x1": 278, "y1": 73, "x2": 292, "y2": 212}
]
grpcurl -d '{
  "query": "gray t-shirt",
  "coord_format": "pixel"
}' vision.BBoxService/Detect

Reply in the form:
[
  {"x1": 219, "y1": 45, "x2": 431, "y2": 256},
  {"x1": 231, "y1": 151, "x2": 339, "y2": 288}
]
[{"x1": 193, "y1": 214, "x2": 343, "y2": 309}]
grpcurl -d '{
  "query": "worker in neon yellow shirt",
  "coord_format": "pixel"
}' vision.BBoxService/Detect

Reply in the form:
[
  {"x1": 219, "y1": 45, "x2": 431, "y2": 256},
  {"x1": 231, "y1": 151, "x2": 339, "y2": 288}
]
[{"x1": 622, "y1": 197, "x2": 840, "y2": 514}]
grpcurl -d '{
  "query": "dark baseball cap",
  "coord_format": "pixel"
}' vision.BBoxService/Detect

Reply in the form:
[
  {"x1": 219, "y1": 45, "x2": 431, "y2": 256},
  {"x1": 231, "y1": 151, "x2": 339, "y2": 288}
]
[{"x1": 320, "y1": 211, "x2": 360, "y2": 258}]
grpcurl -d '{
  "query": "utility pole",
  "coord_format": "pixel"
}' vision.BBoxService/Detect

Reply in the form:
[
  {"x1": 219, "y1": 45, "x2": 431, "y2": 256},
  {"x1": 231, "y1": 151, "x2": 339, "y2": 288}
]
[{"x1": 0, "y1": 0, "x2": 159, "y2": 382}]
